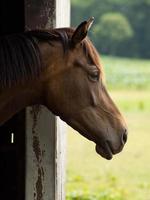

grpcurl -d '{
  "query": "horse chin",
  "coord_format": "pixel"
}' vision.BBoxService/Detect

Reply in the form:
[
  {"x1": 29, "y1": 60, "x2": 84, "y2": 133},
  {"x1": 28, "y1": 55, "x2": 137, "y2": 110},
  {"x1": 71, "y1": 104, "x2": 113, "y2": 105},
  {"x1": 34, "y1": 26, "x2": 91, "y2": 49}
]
[
  {"x1": 95, "y1": 143, "x2": 113, "y2": 160},
  {"x1": 60, "y1": 116, "x2": 121, "y2": 160}
]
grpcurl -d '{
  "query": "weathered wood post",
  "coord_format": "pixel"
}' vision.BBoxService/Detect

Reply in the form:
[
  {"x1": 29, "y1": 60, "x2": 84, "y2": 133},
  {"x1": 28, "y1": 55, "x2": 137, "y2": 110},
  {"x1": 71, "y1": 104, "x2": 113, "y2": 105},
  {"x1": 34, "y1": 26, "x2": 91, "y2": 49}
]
[{"x1": 25, "y1": 1, "x2": 70, "y2": 200}]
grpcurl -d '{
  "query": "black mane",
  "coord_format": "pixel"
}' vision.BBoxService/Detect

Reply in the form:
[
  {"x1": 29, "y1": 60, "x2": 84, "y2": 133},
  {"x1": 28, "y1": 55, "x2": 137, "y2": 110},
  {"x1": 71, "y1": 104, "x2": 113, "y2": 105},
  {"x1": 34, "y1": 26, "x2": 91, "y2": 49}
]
[{"x1": 0, "y1": 29, "x2": 71, "y2": 88}]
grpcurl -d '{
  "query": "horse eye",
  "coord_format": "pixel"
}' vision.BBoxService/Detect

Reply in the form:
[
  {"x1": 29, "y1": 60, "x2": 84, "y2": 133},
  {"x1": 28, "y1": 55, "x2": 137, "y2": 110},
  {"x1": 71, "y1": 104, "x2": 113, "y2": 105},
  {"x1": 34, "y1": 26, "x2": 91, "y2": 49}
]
[{"x1": 88, "y1": 70, "x2": 99, "y2": 82}]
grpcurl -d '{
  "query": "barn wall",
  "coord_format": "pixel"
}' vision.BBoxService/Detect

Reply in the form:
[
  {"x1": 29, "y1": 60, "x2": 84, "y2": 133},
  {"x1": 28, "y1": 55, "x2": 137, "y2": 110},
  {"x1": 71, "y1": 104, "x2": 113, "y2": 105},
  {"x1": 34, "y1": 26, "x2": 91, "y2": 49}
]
[{"x1": 25, "y1": 1, "x2": 70, "y2": 200}]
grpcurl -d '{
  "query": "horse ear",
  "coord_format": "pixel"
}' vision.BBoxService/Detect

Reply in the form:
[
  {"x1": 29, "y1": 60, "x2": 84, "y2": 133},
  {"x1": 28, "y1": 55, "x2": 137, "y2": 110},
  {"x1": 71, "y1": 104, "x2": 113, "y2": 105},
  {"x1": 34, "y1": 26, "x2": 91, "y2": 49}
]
[{"x1": 71, "y1": 17, "x2": 94, "y2": 47}]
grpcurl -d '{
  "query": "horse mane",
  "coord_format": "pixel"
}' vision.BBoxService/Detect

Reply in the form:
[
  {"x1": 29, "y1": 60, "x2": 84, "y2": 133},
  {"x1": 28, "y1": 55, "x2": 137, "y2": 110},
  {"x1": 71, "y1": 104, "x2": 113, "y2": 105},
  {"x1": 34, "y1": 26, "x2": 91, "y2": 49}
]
[
  {"x1": 0, "y1": 29, "x2": 67, "y2": 88},
  {"x1": 0, "y1": 28, "x2": 102, "y2": 88}
]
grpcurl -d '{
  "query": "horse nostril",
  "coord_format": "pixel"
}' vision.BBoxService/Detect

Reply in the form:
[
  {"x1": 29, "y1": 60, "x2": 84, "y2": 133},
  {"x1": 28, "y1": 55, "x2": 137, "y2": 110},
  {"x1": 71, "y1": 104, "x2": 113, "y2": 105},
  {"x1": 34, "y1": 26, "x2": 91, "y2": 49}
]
[{"x1": 122, "y1": 129, "x2": 127, "y2": 144}]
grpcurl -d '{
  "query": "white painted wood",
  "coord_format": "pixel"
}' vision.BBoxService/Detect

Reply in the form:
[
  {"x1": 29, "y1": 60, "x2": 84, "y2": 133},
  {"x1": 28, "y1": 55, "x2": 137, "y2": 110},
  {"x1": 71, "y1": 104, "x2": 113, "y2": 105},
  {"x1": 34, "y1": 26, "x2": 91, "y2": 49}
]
[
  {"x1": 26, "y1": 106, "x2": 56, "y2": 200},
  {"x1": 55, "y1": 0, "x2": 70, "y2": 199},
  {"x1": 25, "y1": 1, "x2": 70, "y2": 200},
  {"x1": 56, "y1": 0, "x2": 70, "y2": 28}
]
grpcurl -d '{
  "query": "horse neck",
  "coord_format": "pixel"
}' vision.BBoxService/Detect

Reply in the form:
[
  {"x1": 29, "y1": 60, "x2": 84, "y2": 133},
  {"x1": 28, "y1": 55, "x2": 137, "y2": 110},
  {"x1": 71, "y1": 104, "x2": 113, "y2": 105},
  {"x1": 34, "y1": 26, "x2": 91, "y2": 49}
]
[
  {"x1": 0, "y1": 41, "x2": 64, "y2": 125},
  {"x1": 0, "y1": 81, "x2": 43, "y2": 125}
]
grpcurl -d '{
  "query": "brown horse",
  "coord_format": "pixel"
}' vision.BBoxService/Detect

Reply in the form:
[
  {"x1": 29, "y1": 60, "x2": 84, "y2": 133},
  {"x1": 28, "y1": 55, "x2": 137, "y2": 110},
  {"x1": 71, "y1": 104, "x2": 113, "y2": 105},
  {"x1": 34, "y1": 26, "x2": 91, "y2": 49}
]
[{"x1": 0, "y1": 18, "x2": 127, "y2": 160}]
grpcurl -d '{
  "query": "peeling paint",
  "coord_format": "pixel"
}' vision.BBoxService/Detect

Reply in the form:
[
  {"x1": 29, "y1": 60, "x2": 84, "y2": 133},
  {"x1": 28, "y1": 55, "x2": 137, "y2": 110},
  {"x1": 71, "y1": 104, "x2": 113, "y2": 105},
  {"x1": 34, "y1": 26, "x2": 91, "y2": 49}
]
[
  {"x1": 36, "y1": 168, "x2": 44, "y2": 200},
  {"x1": 30, "y1": 105, "x2": 45, "y2": 200},
  {"x1": 34, "y1": 192, "x2": 36, "y2": 199},
  {"x1": 33, "y1": 135, "x2": 42, "y2": 163}
]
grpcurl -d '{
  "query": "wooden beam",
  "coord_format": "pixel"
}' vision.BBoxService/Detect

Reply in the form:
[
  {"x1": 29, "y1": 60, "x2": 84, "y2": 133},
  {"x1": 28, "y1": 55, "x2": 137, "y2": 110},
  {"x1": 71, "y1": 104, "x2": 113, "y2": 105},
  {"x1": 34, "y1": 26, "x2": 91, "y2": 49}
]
[{"x1": 25, "y1": 0, "x2": 70, "y2": 200}]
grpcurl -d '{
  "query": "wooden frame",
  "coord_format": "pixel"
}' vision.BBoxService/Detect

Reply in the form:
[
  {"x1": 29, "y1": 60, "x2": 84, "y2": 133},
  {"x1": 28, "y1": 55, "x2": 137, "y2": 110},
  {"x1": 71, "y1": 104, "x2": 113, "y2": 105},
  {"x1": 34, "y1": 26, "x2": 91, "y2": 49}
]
[
  {"x1": 0, "y1": 0, "x2": 70, "y2": 199},
  {"x1": 25, "y1": 0, "x2": 70, "y2": 200}
]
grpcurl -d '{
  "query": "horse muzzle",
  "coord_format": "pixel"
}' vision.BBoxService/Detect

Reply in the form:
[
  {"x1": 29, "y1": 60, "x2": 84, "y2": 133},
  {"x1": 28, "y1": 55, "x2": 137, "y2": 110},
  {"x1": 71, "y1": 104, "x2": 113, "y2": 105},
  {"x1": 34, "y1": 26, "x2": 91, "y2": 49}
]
[{"x1": 95, "y1": 129, "x2": 128, "y2": 160}]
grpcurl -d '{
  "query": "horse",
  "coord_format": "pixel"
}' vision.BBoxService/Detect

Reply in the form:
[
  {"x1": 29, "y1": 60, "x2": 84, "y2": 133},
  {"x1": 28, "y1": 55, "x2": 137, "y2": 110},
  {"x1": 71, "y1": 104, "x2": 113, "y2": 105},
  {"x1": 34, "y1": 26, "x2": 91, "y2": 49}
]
[{"x1": 0, "y1": 18, "x2": 127, "y2": 160}]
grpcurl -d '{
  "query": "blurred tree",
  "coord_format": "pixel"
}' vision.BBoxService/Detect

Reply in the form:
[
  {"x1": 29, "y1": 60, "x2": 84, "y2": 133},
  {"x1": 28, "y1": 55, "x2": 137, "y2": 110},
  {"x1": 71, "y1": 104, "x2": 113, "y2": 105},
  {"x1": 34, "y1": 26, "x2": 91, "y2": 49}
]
[
  {"x1": 122, "y1": 0, "x2": 150, "y2": 58},
  {"x1": 71, "y1": 0, "x2": 150, "y2": 58},
  {"x1": 93, "y1": 12, "x2": 133, "y2": 55}
]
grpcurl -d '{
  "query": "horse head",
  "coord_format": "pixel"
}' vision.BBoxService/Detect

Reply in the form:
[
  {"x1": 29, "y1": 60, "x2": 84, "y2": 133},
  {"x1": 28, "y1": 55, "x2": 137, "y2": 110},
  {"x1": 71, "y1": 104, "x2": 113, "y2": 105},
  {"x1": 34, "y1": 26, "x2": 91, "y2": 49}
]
[{"x1": 43, "y1": 18, "x2": 128, "y2": 160}]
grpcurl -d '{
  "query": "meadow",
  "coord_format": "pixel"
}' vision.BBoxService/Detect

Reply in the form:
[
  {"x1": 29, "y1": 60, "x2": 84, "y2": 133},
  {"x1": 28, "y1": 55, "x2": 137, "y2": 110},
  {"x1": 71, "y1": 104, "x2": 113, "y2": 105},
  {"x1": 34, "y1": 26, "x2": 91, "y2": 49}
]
[{"x1": 66, "y1": 56, "x2": 150, "y2": 200}]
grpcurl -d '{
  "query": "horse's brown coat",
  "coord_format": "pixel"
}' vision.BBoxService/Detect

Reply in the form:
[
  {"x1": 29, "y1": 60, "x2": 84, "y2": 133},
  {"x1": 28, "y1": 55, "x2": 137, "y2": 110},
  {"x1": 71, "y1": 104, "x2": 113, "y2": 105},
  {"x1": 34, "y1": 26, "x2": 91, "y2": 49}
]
[{"x1": 0, "y1": 19, "x2": 127, "y2": 159}]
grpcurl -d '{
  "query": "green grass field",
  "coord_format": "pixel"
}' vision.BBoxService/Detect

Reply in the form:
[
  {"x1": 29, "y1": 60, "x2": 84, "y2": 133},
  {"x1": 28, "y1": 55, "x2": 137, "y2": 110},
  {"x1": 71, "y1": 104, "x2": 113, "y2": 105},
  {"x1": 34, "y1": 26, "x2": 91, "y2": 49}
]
[
  {"x1": 66, "y1": 56, "x2": 150, "y2": 200},
  {"x1": 102, "y1": 55, "x2": 150, "y2": 90}
]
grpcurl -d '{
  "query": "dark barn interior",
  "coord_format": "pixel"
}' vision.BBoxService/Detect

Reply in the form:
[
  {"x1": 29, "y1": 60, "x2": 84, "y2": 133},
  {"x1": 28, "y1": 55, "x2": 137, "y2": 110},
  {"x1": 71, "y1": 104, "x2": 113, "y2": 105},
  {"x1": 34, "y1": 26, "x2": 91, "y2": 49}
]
[
  {"x1": 0, "y1": 0, "x2": 55, "y2": 199},
  {"x1": 0, "y1": 0, "x2": 25, "y2": 199}
]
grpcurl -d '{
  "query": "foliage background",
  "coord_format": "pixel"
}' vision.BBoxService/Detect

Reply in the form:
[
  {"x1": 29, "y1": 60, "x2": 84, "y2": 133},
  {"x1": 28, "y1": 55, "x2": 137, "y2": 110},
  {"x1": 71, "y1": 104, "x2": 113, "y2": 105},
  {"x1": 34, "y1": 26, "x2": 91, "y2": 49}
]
[
  {"x1": 66, "y1": 1, "x2": 150, "y2": 200},
  {"x1": 71, "y1": 0, "x2": 150, "y2": 58}
]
